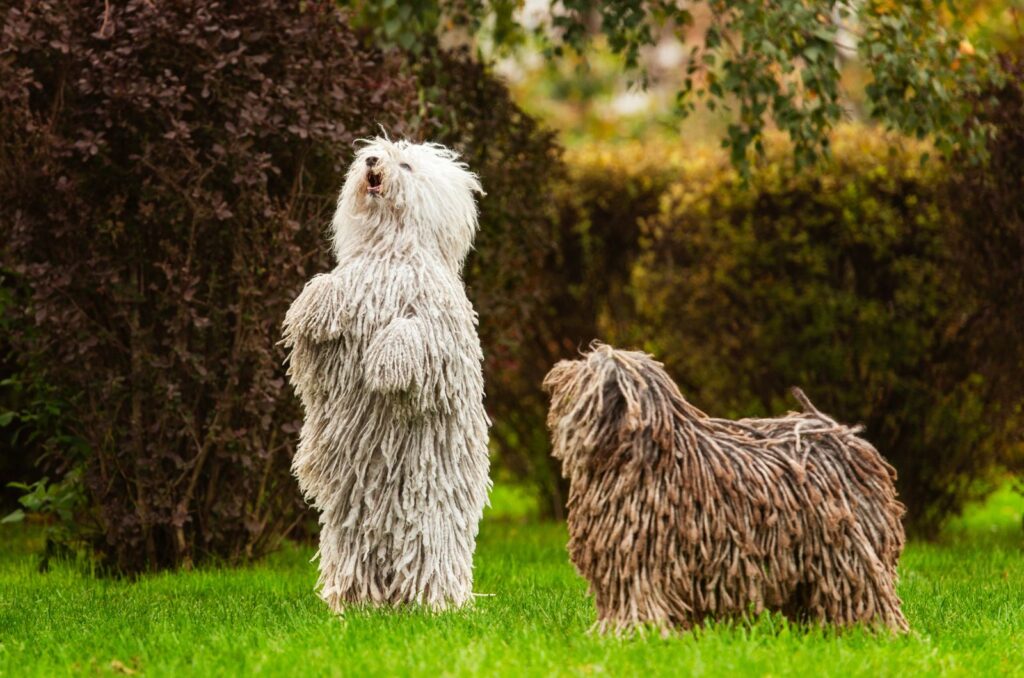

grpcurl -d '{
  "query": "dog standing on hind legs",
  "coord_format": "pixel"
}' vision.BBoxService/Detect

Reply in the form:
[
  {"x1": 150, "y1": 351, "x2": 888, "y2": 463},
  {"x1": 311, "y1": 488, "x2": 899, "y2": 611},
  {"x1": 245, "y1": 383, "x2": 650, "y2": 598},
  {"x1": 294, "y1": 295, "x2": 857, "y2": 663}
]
[
  {"x1": 544, "y1": 343, "x2": 908, "y2": 634},
  {"x1": 282, "y1": 137, "x2": 490, "y2": 613}
]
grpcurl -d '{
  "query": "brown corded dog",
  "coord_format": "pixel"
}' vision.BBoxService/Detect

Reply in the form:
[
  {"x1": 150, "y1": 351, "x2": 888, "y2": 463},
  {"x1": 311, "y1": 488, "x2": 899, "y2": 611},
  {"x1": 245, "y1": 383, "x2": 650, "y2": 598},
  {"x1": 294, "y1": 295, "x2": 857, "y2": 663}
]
[{"x1": 544, "y1": 343, "x2": 908, "y2": 634}]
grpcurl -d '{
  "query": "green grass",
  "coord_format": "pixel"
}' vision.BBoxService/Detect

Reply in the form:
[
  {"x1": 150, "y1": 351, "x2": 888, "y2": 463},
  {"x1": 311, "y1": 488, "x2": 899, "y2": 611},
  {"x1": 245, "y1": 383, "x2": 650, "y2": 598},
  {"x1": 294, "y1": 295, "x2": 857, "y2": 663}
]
[{"x1": 2, "y1": 490, "x2": 1023, "y2": 677}]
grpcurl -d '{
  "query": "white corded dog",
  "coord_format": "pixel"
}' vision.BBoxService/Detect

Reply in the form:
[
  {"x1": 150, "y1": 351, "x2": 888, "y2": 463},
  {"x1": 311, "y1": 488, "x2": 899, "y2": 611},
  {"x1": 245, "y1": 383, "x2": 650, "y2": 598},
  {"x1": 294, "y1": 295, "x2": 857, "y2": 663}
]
[{"x1": 283, "y1": 136, "x2": 490, "y2": 612}]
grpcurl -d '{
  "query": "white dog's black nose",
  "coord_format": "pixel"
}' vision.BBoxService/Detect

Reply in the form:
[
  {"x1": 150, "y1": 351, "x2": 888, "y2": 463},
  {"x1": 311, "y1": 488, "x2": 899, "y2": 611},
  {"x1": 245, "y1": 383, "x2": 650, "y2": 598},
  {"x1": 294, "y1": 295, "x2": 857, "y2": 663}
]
[{"x1": 366, "y1": 156, "x2": 379, "y2": 168}]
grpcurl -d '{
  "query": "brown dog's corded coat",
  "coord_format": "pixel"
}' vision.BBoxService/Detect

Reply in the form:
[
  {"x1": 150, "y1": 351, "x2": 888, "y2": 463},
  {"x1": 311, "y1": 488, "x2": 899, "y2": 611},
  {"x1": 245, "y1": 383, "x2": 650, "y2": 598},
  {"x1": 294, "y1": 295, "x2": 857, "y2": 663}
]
[{"x1": 544, "y1": 344, "x2": 908, "y2": 633}]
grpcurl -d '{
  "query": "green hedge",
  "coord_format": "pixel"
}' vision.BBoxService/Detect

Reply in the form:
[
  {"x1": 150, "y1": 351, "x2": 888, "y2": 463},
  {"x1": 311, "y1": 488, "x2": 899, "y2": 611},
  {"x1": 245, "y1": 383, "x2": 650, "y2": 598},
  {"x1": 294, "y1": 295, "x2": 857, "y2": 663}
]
[{"x1": 563, "y1": 127, "x2": 1021, "y2": 535}]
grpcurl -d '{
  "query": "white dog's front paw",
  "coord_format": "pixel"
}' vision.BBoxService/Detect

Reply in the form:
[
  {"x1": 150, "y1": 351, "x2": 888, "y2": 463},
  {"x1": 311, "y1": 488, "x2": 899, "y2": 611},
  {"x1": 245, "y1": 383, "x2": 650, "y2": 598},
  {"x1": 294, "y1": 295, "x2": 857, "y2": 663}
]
[
  {"x1": 363, "y1": 317, "x2": 426, "y2": 393},
  {"x1": 282, "y1": 273, "x2": 347, "y2": 344}
]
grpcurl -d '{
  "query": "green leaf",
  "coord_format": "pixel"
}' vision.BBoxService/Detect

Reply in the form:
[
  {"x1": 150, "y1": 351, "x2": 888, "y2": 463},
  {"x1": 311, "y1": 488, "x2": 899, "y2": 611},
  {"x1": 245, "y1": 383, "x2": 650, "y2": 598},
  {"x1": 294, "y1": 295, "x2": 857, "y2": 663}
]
[
  {"x1": 1, "y1": 509, "x2": 25, "y2": 524},
  {"x1": 812, "y1": 28, "x2": 836, "y2": 43}
]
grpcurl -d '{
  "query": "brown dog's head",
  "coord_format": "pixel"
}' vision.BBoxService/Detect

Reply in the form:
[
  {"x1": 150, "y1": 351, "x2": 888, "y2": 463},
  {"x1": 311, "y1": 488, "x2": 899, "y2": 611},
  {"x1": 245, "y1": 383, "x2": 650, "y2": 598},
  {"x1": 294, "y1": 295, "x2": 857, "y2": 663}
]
[{"x1": 543, "y1": 343, "x2": 686, "y2": 476}]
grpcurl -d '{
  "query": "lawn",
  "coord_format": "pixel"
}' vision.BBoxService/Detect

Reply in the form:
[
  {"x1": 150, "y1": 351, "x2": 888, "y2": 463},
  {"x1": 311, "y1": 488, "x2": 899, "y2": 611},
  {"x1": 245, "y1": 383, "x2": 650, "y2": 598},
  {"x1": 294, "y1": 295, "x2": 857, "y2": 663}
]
[{"x1": 1, "y1": 487, "x2": 1022, "y2": 677}]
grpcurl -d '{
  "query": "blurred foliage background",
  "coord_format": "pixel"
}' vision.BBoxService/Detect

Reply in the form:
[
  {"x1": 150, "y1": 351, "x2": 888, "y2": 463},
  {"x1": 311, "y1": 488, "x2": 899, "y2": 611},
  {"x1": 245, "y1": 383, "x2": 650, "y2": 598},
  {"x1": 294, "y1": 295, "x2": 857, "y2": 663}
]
[{"x1": 1, "y1": 0, "x2": 1022, "y2": 570}]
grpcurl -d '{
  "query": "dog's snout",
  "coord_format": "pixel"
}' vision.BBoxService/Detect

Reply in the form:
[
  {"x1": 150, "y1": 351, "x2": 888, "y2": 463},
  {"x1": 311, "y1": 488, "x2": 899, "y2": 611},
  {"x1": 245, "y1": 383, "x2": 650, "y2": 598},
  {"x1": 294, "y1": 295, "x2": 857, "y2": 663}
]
[{"x1": 366, "y1": 156, "x2": 379, "y2": 168}]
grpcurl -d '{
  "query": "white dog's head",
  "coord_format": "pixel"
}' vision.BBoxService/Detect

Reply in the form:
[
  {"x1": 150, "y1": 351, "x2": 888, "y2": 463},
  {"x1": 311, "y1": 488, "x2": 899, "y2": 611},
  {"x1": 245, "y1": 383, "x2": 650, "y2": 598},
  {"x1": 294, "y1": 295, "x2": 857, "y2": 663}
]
[{"x1": 331, "y1": 136, "x2": 484, "y2": 271}]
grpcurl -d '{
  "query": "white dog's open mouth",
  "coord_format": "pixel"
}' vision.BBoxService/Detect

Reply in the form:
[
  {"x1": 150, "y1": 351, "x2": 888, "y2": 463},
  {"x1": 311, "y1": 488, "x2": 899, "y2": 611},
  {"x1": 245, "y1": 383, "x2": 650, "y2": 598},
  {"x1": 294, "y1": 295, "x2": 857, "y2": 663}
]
[{"x1": 367, "y1": 169, "x2": 383, "y2": 195}]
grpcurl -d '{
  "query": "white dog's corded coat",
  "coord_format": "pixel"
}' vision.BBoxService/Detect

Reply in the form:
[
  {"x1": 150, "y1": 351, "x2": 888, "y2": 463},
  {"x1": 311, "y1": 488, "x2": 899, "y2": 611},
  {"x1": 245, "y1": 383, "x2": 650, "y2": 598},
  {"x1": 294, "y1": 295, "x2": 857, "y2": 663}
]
[{"x1": 283, "y1": 138, "x2": 490, "y2": 611}]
